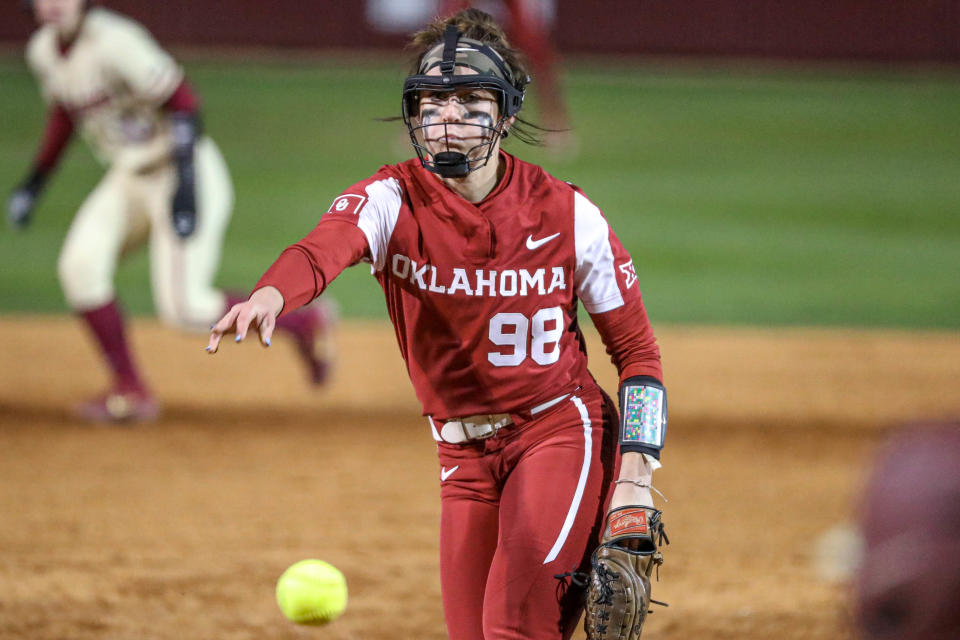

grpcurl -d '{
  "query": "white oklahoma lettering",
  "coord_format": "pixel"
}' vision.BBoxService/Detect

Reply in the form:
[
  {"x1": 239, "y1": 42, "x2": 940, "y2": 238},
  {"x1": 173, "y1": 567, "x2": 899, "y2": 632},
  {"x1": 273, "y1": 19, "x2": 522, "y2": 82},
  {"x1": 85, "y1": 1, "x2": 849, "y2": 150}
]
[
  {"x1": 388, "y1": 255, "x2": 566, "y2": 297},
  {"x1": 392, "y1": 254, "x2": 410, "y2": 279},
  {"x1": 475, "y1": 270, "x2": 496, "y2": 297},
  {"x1": 499, "y1": 271, "x2": 518, "y2": 296},
  {"x1": 447, "y1": 268, "x2": 473, "y2": 295},
  {"x1": 520, "y1": 269, "x2": 545, "y2": 295},
  {"x1": 428, "y1": 266, "x2": 446, "y2": 293},
  {"x1": 409, "y1": 260, "x2": 429, "y2": 289},
  {"x1": 547, "y1": 266, "x2": 566, "y2": 294}
]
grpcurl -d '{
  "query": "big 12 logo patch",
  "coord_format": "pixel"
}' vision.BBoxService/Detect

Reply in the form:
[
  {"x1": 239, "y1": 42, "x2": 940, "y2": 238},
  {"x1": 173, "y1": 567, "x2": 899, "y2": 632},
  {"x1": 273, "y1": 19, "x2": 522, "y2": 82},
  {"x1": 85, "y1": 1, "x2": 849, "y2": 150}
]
[{"x1": 618, "y1": 260, "x2": 638, "y2": 289}]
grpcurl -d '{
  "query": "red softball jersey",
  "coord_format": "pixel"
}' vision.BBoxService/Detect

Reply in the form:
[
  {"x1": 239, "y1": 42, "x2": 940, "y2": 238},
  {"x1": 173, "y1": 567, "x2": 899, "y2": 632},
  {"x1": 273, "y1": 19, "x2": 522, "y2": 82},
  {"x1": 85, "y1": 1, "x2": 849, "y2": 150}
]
[{"x1": 256, "y1": 152, "x2": 662, "y2": 420}]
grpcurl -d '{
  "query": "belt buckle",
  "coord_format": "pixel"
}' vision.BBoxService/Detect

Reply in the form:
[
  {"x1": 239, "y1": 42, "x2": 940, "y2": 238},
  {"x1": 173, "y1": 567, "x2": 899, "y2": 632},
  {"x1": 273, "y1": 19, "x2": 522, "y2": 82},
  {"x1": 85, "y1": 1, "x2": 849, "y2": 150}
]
[{"x1": 461, "y1": 414, "x2": 499, "y2": 441}]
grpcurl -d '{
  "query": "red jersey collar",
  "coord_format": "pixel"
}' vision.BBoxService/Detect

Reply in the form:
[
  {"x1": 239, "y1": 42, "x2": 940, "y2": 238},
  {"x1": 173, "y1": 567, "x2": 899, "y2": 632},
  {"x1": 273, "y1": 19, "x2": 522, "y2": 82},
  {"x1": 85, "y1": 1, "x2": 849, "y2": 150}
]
[
  {"x1": 413, "y1": 150, "x2": 516, "y2": 208},
  {"x1": 477, "y1": 150, "x2": 516, "y2": 207}
]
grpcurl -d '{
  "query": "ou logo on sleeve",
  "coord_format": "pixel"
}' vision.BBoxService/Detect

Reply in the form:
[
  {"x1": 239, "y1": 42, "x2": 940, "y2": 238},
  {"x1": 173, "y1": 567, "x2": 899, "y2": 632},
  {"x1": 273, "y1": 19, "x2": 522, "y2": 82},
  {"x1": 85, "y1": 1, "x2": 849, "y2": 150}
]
[{"x1": 327, "y1": 194, "x2": 367, "y2": 215}]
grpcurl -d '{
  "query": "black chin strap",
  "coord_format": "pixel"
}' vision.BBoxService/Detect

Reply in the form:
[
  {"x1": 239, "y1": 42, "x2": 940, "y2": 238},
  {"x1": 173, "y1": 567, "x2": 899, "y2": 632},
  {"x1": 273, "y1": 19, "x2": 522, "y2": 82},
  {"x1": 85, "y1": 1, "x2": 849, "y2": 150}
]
[{"x1": 432, "y1": 151, "x2": 471, "y2": 178}]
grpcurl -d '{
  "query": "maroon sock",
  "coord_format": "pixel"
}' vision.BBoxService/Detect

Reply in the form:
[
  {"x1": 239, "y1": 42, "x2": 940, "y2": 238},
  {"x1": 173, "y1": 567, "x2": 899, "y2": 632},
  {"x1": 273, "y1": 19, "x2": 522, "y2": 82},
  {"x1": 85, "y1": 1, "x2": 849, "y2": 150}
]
[
  {"x1": 275, "y1": 307, "x2": 311, "y2": 336},
  {"x1": 79, "y1": 300, "x2": 145, "y2": 393}
]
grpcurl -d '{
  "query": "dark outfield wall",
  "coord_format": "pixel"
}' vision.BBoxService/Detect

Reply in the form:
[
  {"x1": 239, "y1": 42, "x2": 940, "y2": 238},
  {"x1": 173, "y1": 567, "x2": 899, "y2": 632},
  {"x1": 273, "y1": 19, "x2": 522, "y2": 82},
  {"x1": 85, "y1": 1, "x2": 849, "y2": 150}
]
[{"x1": 2, "y1": 0, "x2": 958, "y2": 62}]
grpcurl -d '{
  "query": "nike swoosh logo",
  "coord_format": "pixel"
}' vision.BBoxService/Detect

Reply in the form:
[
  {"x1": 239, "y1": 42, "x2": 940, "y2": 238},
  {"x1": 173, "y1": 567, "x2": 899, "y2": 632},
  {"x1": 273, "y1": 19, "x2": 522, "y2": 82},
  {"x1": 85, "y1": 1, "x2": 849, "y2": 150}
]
[
  {"x1": 440, "y1": 465, "x2": 460, "y2": 482},
  {"x1": 526, "y1": 233, "x2": 561, "y2": 250}
]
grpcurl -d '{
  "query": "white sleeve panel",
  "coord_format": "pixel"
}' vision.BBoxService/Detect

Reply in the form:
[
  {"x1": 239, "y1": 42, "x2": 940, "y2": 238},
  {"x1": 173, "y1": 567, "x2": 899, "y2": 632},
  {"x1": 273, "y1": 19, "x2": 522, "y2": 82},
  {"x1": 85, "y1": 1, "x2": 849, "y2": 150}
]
[
  {"x1": 356, "y1": 177, "x2": 403, "y2": 272},
  {"x1": 574, "y1": 191, "x2": 625, "y2": 314}
]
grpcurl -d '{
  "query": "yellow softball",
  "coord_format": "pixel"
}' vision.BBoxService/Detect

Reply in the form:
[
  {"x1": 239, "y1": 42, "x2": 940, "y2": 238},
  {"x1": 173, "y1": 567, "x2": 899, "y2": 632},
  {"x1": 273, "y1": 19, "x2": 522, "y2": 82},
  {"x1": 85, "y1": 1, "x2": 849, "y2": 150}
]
[{"x1": 275, "y1": 559, "x2": 348, "y2": 625}]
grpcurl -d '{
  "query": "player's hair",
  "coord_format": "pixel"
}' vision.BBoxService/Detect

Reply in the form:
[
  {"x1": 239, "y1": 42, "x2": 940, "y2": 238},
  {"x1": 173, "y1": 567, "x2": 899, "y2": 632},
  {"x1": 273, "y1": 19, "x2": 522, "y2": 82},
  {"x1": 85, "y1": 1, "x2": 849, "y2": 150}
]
[{"x1": 405, "y1": 8, "x2": 550, "y2": 145}]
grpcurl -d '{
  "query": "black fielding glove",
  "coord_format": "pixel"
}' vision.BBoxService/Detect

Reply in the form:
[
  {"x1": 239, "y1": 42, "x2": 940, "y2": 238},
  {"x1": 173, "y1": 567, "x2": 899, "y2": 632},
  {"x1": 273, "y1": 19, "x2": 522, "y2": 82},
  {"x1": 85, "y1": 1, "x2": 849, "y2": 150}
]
[
  {"x1": 7, "y1": 170, "x2": 47, "y2": 230},
  {"x1": 170, "y1": 112, "x2": 200, "y2": 238}
]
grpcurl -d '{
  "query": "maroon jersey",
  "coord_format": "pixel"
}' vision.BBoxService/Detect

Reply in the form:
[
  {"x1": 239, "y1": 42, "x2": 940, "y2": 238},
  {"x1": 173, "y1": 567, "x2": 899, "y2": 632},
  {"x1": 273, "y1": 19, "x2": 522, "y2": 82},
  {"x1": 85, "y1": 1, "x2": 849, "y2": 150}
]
[{"x1": 258, "y1": 152, "x2": 661, "y2": 420}]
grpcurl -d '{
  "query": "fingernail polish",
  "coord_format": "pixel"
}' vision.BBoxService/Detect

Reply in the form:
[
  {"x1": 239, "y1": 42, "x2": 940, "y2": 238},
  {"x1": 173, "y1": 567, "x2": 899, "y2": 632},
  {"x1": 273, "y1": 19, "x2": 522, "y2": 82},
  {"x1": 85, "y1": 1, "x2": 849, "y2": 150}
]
[
  {"x1": 265, "y1": 338, "x2": 271, "y2": 347},
  {"x1": 205, "y1": 346, "x2": 211, "y2": 351},
  {"x1": 235, "y1": 335, "x2": 242, "y2": 342}
]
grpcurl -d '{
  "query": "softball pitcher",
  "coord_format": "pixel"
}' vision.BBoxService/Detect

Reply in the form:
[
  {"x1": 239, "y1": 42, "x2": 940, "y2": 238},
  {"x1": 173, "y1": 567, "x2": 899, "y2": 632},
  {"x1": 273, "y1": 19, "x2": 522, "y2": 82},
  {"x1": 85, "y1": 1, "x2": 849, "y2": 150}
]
[
  {"x1": 8, "y1": 0, "x2": 333, "y2": 421},
  {"x1": 209, "y1": 9, "x2": 668, "y2": 639}
]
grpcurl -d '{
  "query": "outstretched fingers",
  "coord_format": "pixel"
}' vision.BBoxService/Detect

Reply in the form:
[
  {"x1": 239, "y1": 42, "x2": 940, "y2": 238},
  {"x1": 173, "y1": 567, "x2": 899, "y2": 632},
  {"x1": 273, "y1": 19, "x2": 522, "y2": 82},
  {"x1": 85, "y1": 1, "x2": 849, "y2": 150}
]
[
  {"x1": 257, "y1": 312, "x2": 276, "y2": 347},
  {"x1": 206, "y1": 304, "x2": 243, "y2": 354},
  {"x1": 206, "y1": 302, "x2": 276, "y2": 354},
  {"x1": 233, "y1": 304, "x2": 259, "y2": 343}
]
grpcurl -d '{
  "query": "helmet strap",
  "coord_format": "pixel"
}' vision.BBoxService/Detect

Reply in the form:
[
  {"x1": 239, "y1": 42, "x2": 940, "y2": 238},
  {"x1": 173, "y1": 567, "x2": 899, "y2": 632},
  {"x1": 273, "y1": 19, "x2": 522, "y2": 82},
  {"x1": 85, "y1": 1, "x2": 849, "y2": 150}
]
[{"x1": 440, "y1": 24, "x2": 460, "y2": 80}]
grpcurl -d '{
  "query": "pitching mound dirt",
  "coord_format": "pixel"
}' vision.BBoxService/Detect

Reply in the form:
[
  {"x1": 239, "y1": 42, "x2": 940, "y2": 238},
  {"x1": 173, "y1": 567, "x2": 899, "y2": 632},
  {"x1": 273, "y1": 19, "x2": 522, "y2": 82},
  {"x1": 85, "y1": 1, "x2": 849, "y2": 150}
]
[{"x1": 1, "y1": 317, "x2": 958, "y2": 639}]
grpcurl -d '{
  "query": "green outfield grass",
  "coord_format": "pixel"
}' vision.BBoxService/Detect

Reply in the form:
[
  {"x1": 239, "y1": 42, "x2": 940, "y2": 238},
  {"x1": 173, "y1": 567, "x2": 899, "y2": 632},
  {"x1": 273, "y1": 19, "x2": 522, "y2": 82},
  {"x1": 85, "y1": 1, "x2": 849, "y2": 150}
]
[{"x1": 1, "y1": 54, "x2": 958, "y2": 328}]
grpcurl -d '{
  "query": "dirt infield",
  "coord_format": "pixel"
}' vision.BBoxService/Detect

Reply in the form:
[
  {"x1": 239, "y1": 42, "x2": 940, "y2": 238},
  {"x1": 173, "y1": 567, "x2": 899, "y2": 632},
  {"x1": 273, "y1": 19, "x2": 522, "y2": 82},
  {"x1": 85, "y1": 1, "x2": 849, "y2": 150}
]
[{"x1": 1, "y1": 317, "x2": 958, "y2": 639}]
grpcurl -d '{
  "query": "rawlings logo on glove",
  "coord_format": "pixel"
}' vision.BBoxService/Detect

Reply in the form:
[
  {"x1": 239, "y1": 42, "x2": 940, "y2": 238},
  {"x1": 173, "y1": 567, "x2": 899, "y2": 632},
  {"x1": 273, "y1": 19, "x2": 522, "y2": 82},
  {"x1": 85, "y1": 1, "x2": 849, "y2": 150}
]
[{"x1": 609, "y1": 508, "x2": 648, "y2": 536}]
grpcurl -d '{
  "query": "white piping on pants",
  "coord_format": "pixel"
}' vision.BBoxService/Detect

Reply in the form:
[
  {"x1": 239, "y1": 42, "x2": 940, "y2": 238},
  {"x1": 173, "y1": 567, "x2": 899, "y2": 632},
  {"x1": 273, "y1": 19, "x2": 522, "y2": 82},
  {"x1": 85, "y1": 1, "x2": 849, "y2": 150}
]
[{"x1": 543, "y1": 395, "x2": 592, "y2": 564}]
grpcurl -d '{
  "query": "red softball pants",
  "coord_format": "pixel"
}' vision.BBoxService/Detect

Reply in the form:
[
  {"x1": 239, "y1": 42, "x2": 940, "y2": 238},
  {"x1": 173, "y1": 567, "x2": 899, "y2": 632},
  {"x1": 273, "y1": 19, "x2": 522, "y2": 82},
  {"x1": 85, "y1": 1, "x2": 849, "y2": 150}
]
[{"x1": 436, "y1": 382, "x2": 619, "y2": 640}]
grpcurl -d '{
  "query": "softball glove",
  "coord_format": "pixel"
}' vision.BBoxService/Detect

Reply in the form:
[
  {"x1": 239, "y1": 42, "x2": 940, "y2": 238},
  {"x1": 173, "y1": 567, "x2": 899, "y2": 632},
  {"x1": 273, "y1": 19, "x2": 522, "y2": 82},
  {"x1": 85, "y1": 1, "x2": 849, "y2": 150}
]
[{"x1": 584, "y1": 506, "x2": 669, "y2": 640}]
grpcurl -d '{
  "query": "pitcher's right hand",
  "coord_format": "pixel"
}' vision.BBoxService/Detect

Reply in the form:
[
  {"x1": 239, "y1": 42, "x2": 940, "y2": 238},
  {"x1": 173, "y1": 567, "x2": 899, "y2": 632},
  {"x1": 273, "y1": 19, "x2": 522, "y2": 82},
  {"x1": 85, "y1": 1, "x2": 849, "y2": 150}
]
[{"x1": 206, "y1": 286, "x2": 285, "y2": 353}]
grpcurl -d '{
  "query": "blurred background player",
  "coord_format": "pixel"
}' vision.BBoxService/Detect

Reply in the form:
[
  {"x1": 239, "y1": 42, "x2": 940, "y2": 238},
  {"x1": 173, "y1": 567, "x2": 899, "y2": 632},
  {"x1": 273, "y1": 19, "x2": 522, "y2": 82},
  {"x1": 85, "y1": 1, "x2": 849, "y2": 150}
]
[
  {"x1": 440, "y1": 0, "x2": 574, "y2": 152},
  {"x1": 6, "y1": 0, "x2": 334, "y2": 422},
  {"x1": 854, "y1": 422, "x2": 960, "y2": 640}
]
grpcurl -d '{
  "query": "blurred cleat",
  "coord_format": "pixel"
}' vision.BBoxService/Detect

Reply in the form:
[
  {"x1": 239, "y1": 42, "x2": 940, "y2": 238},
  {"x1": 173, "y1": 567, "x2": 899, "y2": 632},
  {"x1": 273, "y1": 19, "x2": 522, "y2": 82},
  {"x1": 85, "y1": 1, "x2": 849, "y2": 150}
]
[
  {"x1": 74, "y1": 388, "x2": 160, "y2": 423},
  {"x1": 289, "y1": 299, "x2": 337, "y2": 386}
]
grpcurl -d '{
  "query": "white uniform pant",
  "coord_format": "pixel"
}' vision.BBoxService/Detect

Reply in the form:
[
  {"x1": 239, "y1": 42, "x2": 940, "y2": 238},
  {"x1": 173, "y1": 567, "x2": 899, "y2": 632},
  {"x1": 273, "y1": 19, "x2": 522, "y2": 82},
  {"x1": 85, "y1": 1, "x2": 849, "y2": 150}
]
[{"x1": 57, "y1": 137, "x2": 234, "y2": 330}]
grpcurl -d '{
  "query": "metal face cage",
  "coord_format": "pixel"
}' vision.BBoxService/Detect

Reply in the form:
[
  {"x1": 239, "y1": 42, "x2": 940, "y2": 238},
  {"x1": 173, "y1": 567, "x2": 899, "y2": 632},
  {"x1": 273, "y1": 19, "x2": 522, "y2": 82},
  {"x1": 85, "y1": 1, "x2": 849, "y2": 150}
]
[{"x1": 401, "y1": 25, "x2": 526, "y2": 178}]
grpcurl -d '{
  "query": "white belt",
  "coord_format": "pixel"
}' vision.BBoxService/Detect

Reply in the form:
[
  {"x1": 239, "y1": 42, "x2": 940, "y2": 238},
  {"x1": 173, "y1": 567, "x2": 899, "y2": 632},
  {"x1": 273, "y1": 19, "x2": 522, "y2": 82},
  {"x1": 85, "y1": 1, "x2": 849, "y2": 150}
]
[{"x1": 430, "y1": 393, "x2": 571, "y2": 444}]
